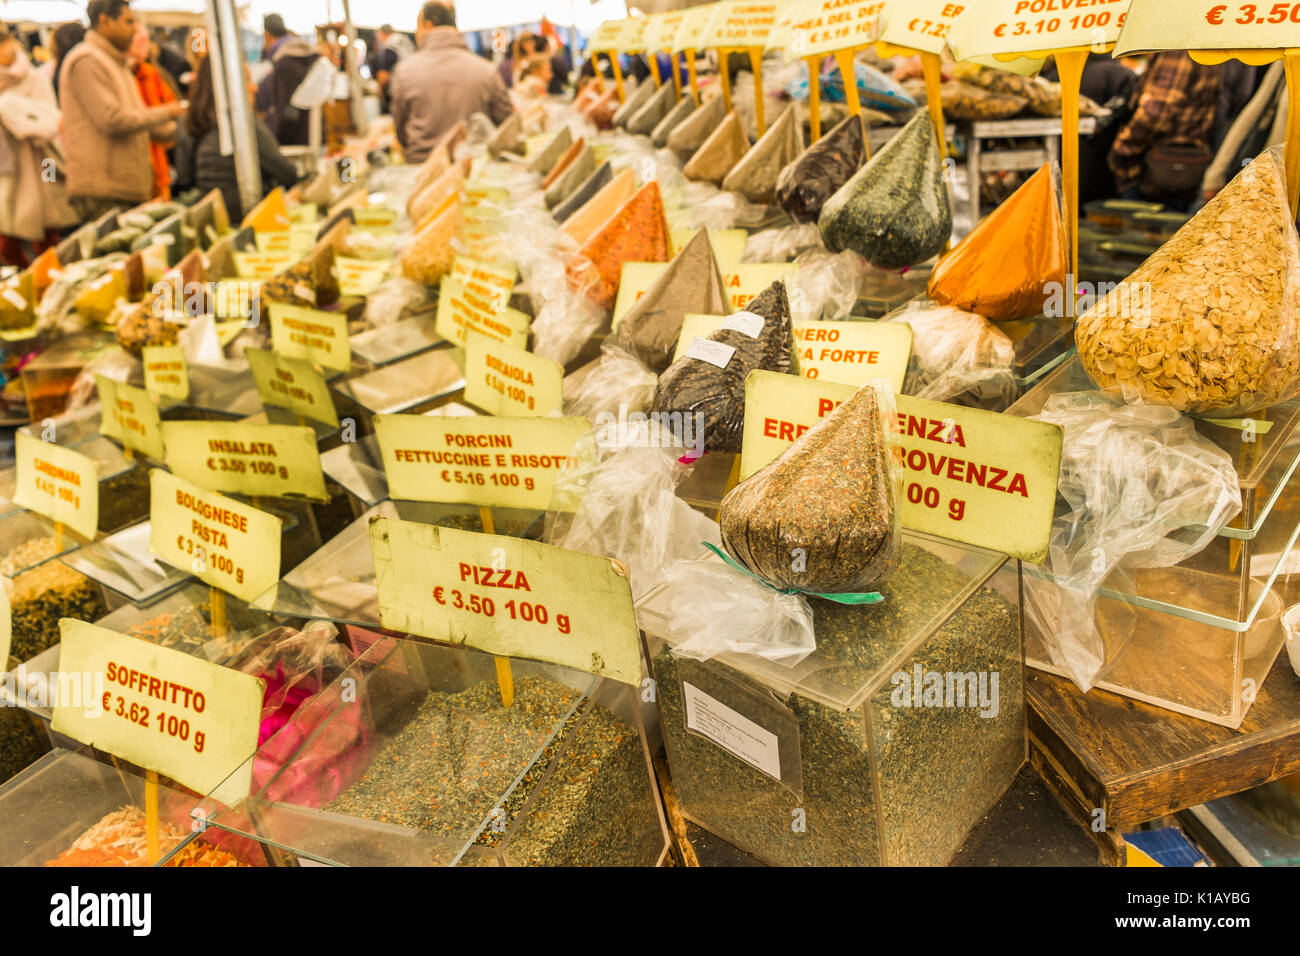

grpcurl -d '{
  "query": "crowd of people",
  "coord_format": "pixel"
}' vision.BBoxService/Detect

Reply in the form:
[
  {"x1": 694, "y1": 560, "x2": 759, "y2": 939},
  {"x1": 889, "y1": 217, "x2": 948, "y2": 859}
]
[{"x1": 0, "y1": 0, "x2": 1290, "y2": 269}]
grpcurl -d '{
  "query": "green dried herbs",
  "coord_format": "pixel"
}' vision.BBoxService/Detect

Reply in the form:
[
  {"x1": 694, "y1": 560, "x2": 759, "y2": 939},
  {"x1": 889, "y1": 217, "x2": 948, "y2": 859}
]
[
  {"x1": 10, "y1": 563, "x2": 104, "y2": 663},
  {"x1": 651, "y1": 280, "x2": 794, "y2": 454},
  {"x1": 819, "y1": 112, "x2": 952, "y2": 270},
  {"x1": 719, "y1": 384, "x2": 898, "y2": 593}
]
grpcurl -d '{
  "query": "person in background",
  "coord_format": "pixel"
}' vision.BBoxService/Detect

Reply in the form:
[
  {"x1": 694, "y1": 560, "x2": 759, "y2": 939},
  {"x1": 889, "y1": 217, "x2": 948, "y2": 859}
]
[
  {"x1": 181, "y1": 55, "x2": 299, "y2": 222},
  {"x1": 368, "y1": 23, "x2": 411, "y2": 110},
  {"x1": 538, "y1": 18, "x2": 570, "y2": 94},
  {"x1": 127, "y1": 24, "x2": 176, "y2": 199},
  {"x1": 60, "y1": 0, "x2": 185, "y2": 223},
  {"x1": 389, "y1": 1, "x2": 513, "y2": 163},
  {"x1": 0, "y1": 23, "x2": 76, "y2": 265},
  {"x1": 48, "y1": 21, "x2": 84, "y2": 99},
  {"x1": 152, "y1": 27, "x2": 189, "y2": 93},
  {"x1": 254, "y1": 13, "x2": 320, "y2": 146},
  {"x1": 498, "y1": 31, "x2": 538, "y2": 89},
  {"x1": 1108, "y1": 51, "x2": 1221, "y2": 210},
  {"x1": 1041, "y1": 52, "x2": 1138, "y2": 203},
  {"x1": 514, "y1": 56, "x2": 551, "y2": 99}
]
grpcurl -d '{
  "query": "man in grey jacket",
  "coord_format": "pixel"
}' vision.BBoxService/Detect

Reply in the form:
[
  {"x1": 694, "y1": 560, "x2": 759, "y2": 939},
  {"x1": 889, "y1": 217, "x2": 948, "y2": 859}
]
[{"x1": 390, "y1": 2, "x2": 513, "y2": 163}]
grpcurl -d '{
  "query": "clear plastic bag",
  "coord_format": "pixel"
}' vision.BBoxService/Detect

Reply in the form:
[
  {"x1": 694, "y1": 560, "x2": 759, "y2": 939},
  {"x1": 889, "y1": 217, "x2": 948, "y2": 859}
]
[
  {"x1": 565, "y1": 180, "x2": 671, "y2": 310},
  {"x1": 1024, "y1": 392, "x2": 1242, "y2": 691},
  {"x1": 776, "y1": 111, "x2": 868, "y2": 224},
  {"x1": 683, "y1": 110, "x2": 750, "y2": 186},
  {"x1": 1076, "y1": 146, "x2": 1300, "y2": 416},
  {"x1": 562, "y1": 345, "x2": 659, "y2": 421},
  {"x1": 787, "y1": 247, "x2": 870, "y2": 322},
  {"x1": 742, "y1": 222, "x2": 825, "y2": 263},
  {"x1": 651, "y1": 279, "x2": 794, "y2": 454},
  {"x1": 819, "y1": 112, "x2": 952, "y2": 271},
  {"x1": 888, "y1": 301, "x2": 1016, "y2": 405},
  {"x1": 940, "y1": 80, "x2": 1026, "y2": 121},
  {"x1": 719, "y1": 382, "x2": 899, "y2": 593},
  {"x1": 722, "y1": 102, "x2": 803, "y2": 205},
  {"x1": 362, "y1": 277, "x2": 434, "y2": 328}
]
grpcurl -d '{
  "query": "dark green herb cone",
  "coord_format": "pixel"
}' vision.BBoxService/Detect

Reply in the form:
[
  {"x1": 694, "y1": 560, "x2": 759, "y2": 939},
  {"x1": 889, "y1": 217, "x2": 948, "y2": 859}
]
[
  {"x1": 720, "y1": 383, "x2": 898, "y2": 593},
  {"x1": 613, "y1": 79, "x2": 657, "y2": 128},
  {"x1": 545, "y1": 143, "x2": 596, "y2": 209},
  {"x1": 528, "y1": 126, "x2": 572, "y2": 175},
  {"x1": 552, "y1": 161, "x2": 613, "y2": 223},
  {"x1": 652, "y1": 95, "x2": 696, "y2": 148},
  {"x1": 776, "y1": 111, "x2": 868, "y2": 223},
  {"x1": 818, "y1": 112, "x2": 951, "y2": 269},
  {"x1": 609, "y1": 228, "x2": 730, "y2": 371},
  {"x1": 650, "y1": 279, "x2": 793, "y2": 454},
  {"x1": 722, "y1": 103, "x2": 805, "y2": 205},
  {"x1": 667, "y1": 93, "x2": 727, "y2": 162},
  {"x1": 627, "y1": 81, "x2": 679, "y2": 136}
]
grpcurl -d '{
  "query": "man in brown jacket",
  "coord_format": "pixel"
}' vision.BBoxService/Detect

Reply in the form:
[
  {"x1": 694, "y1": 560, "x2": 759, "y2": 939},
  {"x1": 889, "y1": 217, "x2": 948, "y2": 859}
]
[
  {"x1": 60, "y1": 0, "x2": 186, "y2": 221},
  {"x1": 389, "y1": 2, "x2": 513, "y2": 163}
]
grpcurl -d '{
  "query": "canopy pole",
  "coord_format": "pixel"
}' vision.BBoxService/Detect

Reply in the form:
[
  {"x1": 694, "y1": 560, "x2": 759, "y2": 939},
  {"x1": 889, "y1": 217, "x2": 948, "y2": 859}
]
[
  {"x1": 213, "y1": 0, "x2": 261, "y2": 215},
  {"x1": 202, "y1": 0, "x2": 233, "y2": 156},
  {"x1": 340, "y1": 0, "x2": 368, "y2": 132}
]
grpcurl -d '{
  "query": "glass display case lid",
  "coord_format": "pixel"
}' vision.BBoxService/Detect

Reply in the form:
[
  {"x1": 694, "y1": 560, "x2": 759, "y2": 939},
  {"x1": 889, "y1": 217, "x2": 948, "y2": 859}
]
[
  {"x1": 331, "y1": 348, "x2": 465, "y2": 414},
  {"x1": 320, "y1": 434, "x2": 387, "y2": 507},
  {"x1": 0, "y1": 511, "x2": 84, "y2": 576},
  {"x1": 61, "y1": 521, "x2": 193, "y2": 605},
  {"x1": 349, "y1": 314, "x2": 444, "y2": 367}
]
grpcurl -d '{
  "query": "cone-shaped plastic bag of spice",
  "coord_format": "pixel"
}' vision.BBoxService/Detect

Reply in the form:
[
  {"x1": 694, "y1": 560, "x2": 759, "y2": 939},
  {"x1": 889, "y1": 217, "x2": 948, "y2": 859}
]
[
  {"x1": 1077, "y1": 146, "x2": 1300, "y2": 415},
  {"x1": 541, "y1": 137, "x2": 585, "y2": 190},
  {"x1": 721, "y1": 104, "x2": 804, "y2": 206},
  {"x1": 487, "y1": 111, "x2": 525, "y2": 157},
  {"x1": 819, "y1": 112, "x2": 952, "y2": 270},
  {"x1": 527, "y1": 126, "x2": 573, "y2": 176},
  {"x1": 627, "y1": 82, "x2": 678, "y2": 136},
  {"x1": 583, "y1": 86, "x2": 621, "y2": 130},
  {"x1": 411, "y1": 148, "x2": 451, "y2": 197},
  {"x1": 29, "y1": 248, "x2": 61, "y2": 305},
  {"x1": 928, "y1": 163, "x2": 1067, "y2": 321},
  {"x1": 566, "y1": 180, "x2": 671, "y2": 310},
  {"x1": 562, "y1": 166, "x2": 639, "y2": 246},
  {"x1": 552, "y1": 160, "x2": 613, "y2": 222},
  {"x1": 400, "y1": 202, "x2": 462, "y2": 286},
  {"x1": 408, "y1": 164, "x2": 462, "y2": 228},
  {"x1": 612, "y1": 79, "x2": 658, "y2": 129},
  {"x1": 719, "y1": 382, "x2": 899, "y2": 593},
  {"x1": 609, "y1": 228, "x2": 730, "y2": 371},
  {"x1": 667, "y1": 93, "x2": 727, "y2": 162},
  {"x1": 650, "y1": 279, "x2": 794, "y2": 454},
  {"x1": 683, "y1": 110, "x2": 750, "y2": 186},
  {"x1": 544, "y1": 142, "x2": 595, "y2": 209},
  {"x1": 776, "y1": 111, "x2": 867, "y2": 223},
  {"x1": 241, "y1": 186, "x2": 290, "y2": 232},
  {"x1": 264, "y1": 224, "x2": 344, "y2": 309},
  {"x1": 652, "y1": 95, "x2": 696, "y2": 149}
]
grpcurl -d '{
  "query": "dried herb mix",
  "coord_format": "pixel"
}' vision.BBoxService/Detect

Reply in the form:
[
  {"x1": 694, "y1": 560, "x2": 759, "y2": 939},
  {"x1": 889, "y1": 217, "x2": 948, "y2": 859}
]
[
  {"x1": 652, "y1": 95, "x2": 697, "y2": 149},
  {"x1": 400, "y1": 202, "x2": 462, "y2": 286},
  {"x1": 652, "y1": 543, "x2": 1023, "y2": 866},
  {"x1": 626, "y1": 82, "x2": 679, "y2": 137},
  {"x1": 719, "y1": 384, "x2": 898, "y2": 593},
  {"x1": 10, "y1": 562, "x2": 104, "y2": 663},
  {"x1": 651, "y1": 279, "x2": 794, "y2": 454},
  {"x1": 819, "y1": 112, "x2": 952, "y2": 271},
  {"x1": 527, "y1": 127, "x2": 573, "y2": 176},
  {"x1": 1077, "y1": 146, "x2": 1300, "y2": 415},
  {"x1": 0, "y1": 536, "x2": 62, "y2": 577},
  {"x1": 609, "y1": 228, "x2": 730, "y2": 372},
  {"x1": 777, "y1": 113, "x2": 868, "y2": 224},
  {"x1": 0, "y1": 702, "x2": 48, "y2": 785},
  {"x1": 722, "y1": 104, "x2": 805, "y2": 206},
  {"x1": 683, "y1": 110, "x2": 750, "y2": 187},
  {"x1": 928, "y1": 163, "x2": 1067, "y2": 321},
  {"x1": 551, "y1": 160, "x2": 613, "y2": 223},
  {"x1": 566, "y1": 180, "x2": 671, "y2": 311},
  {"x1": 667, "y1": 94, "x2": 727, "y2": 163},
  {"x1": 46, "y1": 807, "x2": 248, "y2": 867}
]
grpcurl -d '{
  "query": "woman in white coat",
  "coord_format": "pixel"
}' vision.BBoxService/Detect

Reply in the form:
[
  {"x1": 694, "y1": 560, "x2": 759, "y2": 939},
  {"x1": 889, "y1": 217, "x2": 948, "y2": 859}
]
[{"x1": 0, "y1": 27, "x2": 76, "y2": 266}]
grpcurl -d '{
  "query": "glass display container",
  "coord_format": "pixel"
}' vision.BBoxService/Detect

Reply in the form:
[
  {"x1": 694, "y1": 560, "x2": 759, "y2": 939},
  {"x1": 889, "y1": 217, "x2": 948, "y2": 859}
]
[
  {"x1": 349, "y1": 313, "x2": 444, "y2": 368},
  {"x1": 19, "y1": 332, "x2": 118, "y2": 422},
  {"x1": 330, "y1": 348, "x2": 465, "y2": 420}
]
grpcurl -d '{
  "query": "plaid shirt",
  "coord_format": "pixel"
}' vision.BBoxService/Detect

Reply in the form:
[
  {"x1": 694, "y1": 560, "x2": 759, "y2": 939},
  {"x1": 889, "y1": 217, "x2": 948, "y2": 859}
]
[{"x1": 1108, "y1": 52, "x2": 1221, "y2": 192}]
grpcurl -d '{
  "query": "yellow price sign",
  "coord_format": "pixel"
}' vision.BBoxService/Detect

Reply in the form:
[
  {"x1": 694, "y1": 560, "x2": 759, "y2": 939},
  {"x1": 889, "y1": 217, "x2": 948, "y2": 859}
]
[
  {"x1": 876, "y1": 0, "x2": 969, "y2": 54},
  {"x1": 1116, "y1": 0, "x2": 1300, "y2": 53},
  {"x1": 245, "y1": 347, "x2": 340, "y2": 428},
  {"x1": 268, "y1": 301, "x2": 352, "y2": 371},
  {"x1": 149, "y1": 469, "x2": 282, "y2": 603},
  {"x1": 52, "y1": 618, "x2": 264, "y2": 806},
  {"x1": 703, "y1": 0, "x2": 783, "y2": 46},
  {"x1": 451, "y1": 255, "x2": 516, "y2": 302},
  {"x1": 352, "y1": 206, "x2": 398, "y2": 231},
  {"x1": 590, "y1": 18, "x2": 626, "y2": 51},
  {"x1": 463, "y1": 332, "x2": 564, "y2": 417},
  {"x1": 335, "y1": 256, "x2": 391, "y2": 297},
  {"x1": 95, "y1": 376, "x2": 165, "y2": 460},
  {"x1": 370, "y1": 517, "x2": 642, "y2": 685},
  {"x1": 12, "y1": 432, "x2": 98, "y2": 540},
  {"x1": 232, "y1": 250, "x2": 295, "y2": 279},
  {"x1": 373, "y1": 413, "x2": 589, "y2": 510},
  {"x1": 739, "y1": 370, "x2": 1063, "y2": 562},
  {"x1": 786, "y1": 0, "x2": 885, "y2": 56},
  {"x1": 792, "y1": 320, "x2": 912, "y2": 390},
  {"x1": 254, "y1": 230, "x2": 292, "y2": 253},
  {"x1": 160, "y1": 420, "x2": 327, "y2": 501},
  {"x1": 434, "y1": 276, "x2": 530, "y2": 349},
  {"x1": 142, "y1": 345, "x2": 189, "y2": 401},
  {"x1": 645, "y1": 9, "x2": 688, "y2": 50},
  {"x1": 946, "y1": 0, "x2": 1130, "y2": 58}
]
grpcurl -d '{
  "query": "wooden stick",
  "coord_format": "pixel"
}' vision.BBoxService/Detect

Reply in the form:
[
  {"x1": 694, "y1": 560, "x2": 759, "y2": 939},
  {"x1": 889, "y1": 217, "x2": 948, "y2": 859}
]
[
  {"x1": 478, "y1": 505, "x2": 514, "y2": 707},
  {"x1": 54, "y1": 521, "x2": 63, "y2": 552},
  {"x1": 478, "y1": 505, "x2": 496, "y2": 535},
  {"x1": 1055, "y1": 47, "x2": 1089, "y2": 313},
  {"x1": 672, "y1": 52, "x2": 683, "y2": 100},
  {"x1": 1285, "y1": 51, "x2": 1300, "y2": 217},
  {"x1": 718, "y1": 48, "x2": 733, "y2": 111},
  {"x1": 749, "y1": 47, "x2": 765, "y2": 138},
  {"x1": 686, "y1": 48, "x2": 699, "y2": 103},
  {"x1": 210, "y1": 586, "x2": 226, "y2": 638},
  {"x1": 610, "y1": 54, "x2": 626, "y2": 103},
  {"x1": 145, "y1": 770, "x2": 160, "y2": 864},
  {"x1": 834, "y1": 48, "x2": 862, "y2": 136},
  {"x1": 920, "y1": 51, "x2": 946, "y2": 157},
  {"x1": 807, "y1": 56, "x2": 821, "y2": 142},
  {"x1": 649, "y1": 52, "x2": 662, "y2": 87}
]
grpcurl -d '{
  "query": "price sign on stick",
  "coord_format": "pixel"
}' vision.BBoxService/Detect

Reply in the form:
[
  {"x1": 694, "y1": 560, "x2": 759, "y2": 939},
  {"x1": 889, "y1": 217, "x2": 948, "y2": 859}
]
[
  {"x1": 786, "y1": 0, "x2": 885, "y2": 147},
  {"x1": 674, "y1": 4, "x2": 717, "y2": 101},
  {"x1": 53, "y1": 618, "x2": 264, "y2": 807},
  {"x1": 646, "y1": 9, "x2": 689, "y2": 96},
  {"x1": 267, "y1": 302, "x2": 352, "y2": 371},
  {"x1": 946, "y1": 0, "x2": 1135, "y2": 286},
  {"x1": 738, "y1": 371, "x2": 1063, "y2": 563},
  {"x1": 160, "y1": 420, "x2": 327, "y2": 501},
  {"x1": 590, "y1": 18, "x2": 632, "y2": 100},
  {"x1": 370, "y1": 517, "x2": 642, "y2": 686},
  {"x1": 245, "y1": 348, "x2": 340, "y2": 428},
  {"x1": 463, "y1": 333, "x2": 564, "y2": 417},
  {"x1": 96, "y1": 376, "x2": 166, "y2": 460},
  {"x1": 1114, "y1": 0, "x2": 1300, "y2": 214},
  {"x1": 12, "y1": 432, "x2": 98, "y2": 541},
  {"x1": 704, "y1": 0, "x2": 783, "y2": 134},
  {"x1": 141, "y1": 345, "x2": 189, "y2": 401}
]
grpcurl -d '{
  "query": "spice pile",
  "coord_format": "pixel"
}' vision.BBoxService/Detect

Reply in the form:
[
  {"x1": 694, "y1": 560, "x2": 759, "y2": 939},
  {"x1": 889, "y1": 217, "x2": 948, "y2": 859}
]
[
  {"x1": 46, "y1": 806, "x2": 247, "y2": 867},
  {"x1": 0, "y1": 536, "x2": 61, "y2": 577},
  {"x1": 10, "y1": 563, "x2": 103, "y2": 663}
]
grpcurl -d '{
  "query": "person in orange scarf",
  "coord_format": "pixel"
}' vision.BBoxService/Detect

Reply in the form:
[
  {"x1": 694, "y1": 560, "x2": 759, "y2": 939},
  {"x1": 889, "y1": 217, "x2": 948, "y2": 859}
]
[{"x1": 128, "y1": 24, "x2": 176, "y2": 199}]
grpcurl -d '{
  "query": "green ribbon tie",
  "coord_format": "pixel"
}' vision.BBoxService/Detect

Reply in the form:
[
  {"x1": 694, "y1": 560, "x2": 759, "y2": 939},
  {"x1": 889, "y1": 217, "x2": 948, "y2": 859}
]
[{"x1": 702, "y1": 543, "x2": 884, "y2": 606}]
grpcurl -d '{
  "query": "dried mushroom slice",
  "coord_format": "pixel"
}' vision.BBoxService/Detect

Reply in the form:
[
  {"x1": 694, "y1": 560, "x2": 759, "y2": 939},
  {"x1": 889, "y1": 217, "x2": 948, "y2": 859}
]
[
  {"x1": 719, "y1": 383, "x2": 898, "y2": 593},
  {"x1": 609, "y1": 228, "x2": 730, "y2": 372},
  {"x1": 819, "y1": 112, "x2": 951, "y2": 270},
  {"x1": 722, "y1": 103, "x2": 804, "y2": 205},
  {"x1": 566, "y1": 180, "x2": 671, "y2": 310},
  {"x1": 776, "y1": 111, "x2": 867, "y2": 224},
  {"x1": 1076, "y1": 145, "x2": 1300, "y2": 416}
]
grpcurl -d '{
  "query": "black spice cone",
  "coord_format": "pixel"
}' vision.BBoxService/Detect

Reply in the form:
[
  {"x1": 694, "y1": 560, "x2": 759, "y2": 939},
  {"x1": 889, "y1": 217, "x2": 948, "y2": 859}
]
[{"x1": 776, "y1": 110, "x2": 868, "y2": 223}]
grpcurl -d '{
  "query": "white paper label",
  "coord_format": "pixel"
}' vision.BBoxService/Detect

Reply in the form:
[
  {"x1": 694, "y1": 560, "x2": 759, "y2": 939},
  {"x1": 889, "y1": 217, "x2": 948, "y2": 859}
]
[
  {"x1": 720, "y1": 311, "x2": 764, "y2": 339},
  {"x1": 685, "y1": 338, "x2": 736, "y2": 369},
  {"x1": 2, "y1": 288, "x2": 26, "y2": 309},
  {"x1": 293, "y1": 282, "x2": 314, "y2": 302},
  {"x1": 683, "y1": 681, "x2": 781, "y2": 781}
]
